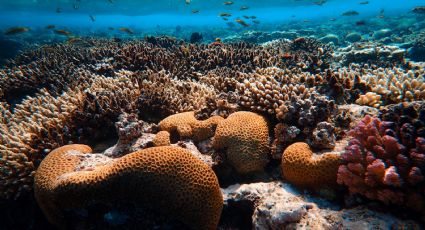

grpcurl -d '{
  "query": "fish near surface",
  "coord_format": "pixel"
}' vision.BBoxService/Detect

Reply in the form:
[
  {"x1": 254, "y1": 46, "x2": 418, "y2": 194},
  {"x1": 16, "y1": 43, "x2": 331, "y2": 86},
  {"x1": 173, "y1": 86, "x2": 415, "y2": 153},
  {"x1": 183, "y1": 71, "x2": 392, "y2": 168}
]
[{"x1": 4, "y1": 27, "x2": 29, "y2": 35}]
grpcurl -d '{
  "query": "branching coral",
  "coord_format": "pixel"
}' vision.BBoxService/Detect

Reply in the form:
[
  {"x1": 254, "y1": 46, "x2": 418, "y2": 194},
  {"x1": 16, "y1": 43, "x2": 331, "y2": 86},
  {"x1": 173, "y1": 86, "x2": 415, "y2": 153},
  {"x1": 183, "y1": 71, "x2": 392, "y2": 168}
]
[
  {"x1": 35, "y1": 145, "x2": 223, "y2": 230},
  {"x1": 337, "y1": 113, "x2": 425, "y2": 214},
  {"x1": 213, "y1": 111, "x2": 270, "y2": 174},
  {"x1": 281, "y1": 142, "x2": 341, "y2": 187}
]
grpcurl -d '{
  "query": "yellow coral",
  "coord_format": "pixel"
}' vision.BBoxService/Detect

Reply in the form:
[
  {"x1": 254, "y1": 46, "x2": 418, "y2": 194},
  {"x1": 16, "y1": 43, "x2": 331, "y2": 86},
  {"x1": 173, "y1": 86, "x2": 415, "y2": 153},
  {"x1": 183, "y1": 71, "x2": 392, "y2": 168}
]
[
  {"x1": 34, "y1": 145, "x2": 223, "y2": 230},
  {"x1": 355, "y1": 92, "x2": 382, "y2": 108},
  {"x1": 153, "y1": 130, "x2": 171, "y2": 146},
  {"x1": 281, "y1": 142, "x2": 341, "y2": 187},
  {"x1": 212, "y1": 111, "x2": 270, "y2": 174},
  {"x1": 159, "y1": 111, "x2": 223, "y2": 141}
]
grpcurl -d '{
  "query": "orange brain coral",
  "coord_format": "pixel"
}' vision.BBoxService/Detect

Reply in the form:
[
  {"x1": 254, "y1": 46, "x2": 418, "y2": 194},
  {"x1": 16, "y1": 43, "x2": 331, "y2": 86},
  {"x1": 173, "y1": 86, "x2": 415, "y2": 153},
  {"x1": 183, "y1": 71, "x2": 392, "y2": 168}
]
[
  {"x1": 212, "y1": 111, "x2": 270, "y2": 174},
  {"x1": 153, "y1": 130, "x2": 171, "y2": 146},
  {"x1": 281, "y1": 142, "x2": 341, "y2": 187},
  {"x1": 34, "y1": 145, "x2": 223, "y2": 230},
  {"x1": 159, "y1": 111, "x2": 224, "y2": 141}
]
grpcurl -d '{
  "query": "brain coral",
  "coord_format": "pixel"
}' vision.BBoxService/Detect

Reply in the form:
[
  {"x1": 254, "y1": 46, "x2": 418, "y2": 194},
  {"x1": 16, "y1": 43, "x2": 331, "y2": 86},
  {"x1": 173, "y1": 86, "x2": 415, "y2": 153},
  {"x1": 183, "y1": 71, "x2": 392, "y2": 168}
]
[
  {"x1": 337, "y1": 114, "x2": 425, "y2": 214},
  {"x1": 34, "y1": 145, "x2": 223, "y2": 230},
  {"x1": 153, "y1": 130, "x2": 171, "y2": 146},
  {"x1": 281, "y1": 142, "x2": 341, "y2": 187},
  {"x1": 159, "y1": 111, "x2": 224, "y2": 141},
  {"x1": 212, "y1": 111, "x2": 270, "y2": 174}
]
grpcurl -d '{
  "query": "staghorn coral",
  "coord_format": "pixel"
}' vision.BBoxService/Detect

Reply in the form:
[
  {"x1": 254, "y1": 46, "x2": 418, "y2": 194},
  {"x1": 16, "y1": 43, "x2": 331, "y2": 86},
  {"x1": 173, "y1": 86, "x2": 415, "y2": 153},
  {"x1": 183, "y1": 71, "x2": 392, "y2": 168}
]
[
  {"x1": 153, "y1": 131, "x2": 171, "y2": 146},
  {"x1": 159, "y1": 111, "x2": 223, "y2": 141},
  {"x1": 213, "y1": 111, "x2": 270, "y2": 174},
  {"x1": 281, "y1": 142, "x2": 341, "y2": 188},
  {"x1": 337, "y1": 114, "x2": 425, "y2": 214},
  {"x1": 35, "y1": 145, "x2": 223, "y2": 230}
]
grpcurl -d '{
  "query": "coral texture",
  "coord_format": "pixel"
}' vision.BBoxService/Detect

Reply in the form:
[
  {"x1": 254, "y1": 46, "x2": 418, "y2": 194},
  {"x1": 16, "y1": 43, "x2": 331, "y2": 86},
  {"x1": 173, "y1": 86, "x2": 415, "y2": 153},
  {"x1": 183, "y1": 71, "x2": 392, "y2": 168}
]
[
  {"x1": 337, "y1": 113, "x2": 425, "y2": 214},
  {"x1": 281, "y1": 142, "x2": 341, "y2": 187},
  {"x1": 34, "y1": 145, "x2": 223, "y2": 230},
  {"x1": 153, "y1": 131, "x2": 171, "y2": 146},
  {"x1": 159, "y1": 111, "x2": 223, "y2": 141},
  {"x1": 213, "y1": 111, "x2": 270, "y2": 174}
]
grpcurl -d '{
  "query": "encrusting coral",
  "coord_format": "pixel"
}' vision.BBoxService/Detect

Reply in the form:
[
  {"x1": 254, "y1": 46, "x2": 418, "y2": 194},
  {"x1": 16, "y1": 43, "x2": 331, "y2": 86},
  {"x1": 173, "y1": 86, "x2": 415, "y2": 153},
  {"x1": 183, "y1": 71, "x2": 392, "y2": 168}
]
[
  {"x1": 281, "y1": 142, "x2": 341, "y2": 187},
  {"x1": 213, "y1": 111, "x2": 270, "y2": 174},
  {"x1": 34, "y1": 144, "x2": 223, "y2": 230},
  {"x1": 158, "y1": 111, "x2": 223, "y2": 141},
  {"x1": 337, "y1": 112, "x2": 425, "y2": 215}
]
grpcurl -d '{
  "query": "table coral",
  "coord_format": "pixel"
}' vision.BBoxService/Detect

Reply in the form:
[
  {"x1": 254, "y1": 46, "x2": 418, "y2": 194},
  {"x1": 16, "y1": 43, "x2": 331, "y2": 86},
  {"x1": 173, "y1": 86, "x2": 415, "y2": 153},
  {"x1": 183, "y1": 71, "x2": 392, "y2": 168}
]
[
  {"x1": 281, "y1": 142, "x2": 341, "y2": 187},
  {"x1": 212, "y1": 111, "x2": 270, "y2": 174},
  {"x1": 34, "y1": 145, "x2": 223, "y2": 230},
  {"x1": 337, "y1": 114, "x2": 425, "y2": 214},
  {"x1": 159, "y1": 111, "x2": 223, "y2": 141}
]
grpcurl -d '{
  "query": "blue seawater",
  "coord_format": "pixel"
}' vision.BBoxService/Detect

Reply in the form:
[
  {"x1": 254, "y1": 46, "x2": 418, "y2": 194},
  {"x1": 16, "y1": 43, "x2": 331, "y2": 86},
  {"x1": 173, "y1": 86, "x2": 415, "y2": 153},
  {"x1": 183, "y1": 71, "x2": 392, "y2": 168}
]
[{"x1": 0, "y1": 0, "x2": 424, "y2": 39}]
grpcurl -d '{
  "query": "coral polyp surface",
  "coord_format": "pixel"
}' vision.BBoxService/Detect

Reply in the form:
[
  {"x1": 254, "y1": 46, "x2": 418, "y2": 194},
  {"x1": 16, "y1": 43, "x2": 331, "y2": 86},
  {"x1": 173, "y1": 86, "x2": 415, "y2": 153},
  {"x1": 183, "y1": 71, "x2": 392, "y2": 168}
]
[
  {"x1": 281, "y1": 142, "x2": 341, "y2": 187},
  {"x1": 35, "y1": 145, "x2": 223, "y2": 230},
  {"x1": 213, "y1": 111, "x2": 270, "y2": 174},
  {"x1": 159, "y1": 111, "x2": 223, "y2": 141}
]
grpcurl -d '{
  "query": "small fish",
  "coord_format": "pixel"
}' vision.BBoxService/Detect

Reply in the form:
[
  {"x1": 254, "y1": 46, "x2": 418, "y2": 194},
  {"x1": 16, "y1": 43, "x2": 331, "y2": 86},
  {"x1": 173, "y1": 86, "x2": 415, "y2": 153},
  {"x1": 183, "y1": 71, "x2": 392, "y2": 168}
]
[
  {"x1": 240, "y1": 6, "x2": 249, "y2": 10},
  {"x1": 223, "y1": 1, "x2": 234, "y2": 5},
  {"x1": 412, "y1": 6, "x2": 425, "y2": 14},
  {"x1": 107, "y1": 0, "x2": 114, "y2": 3},
  {"x1": 219, "y1": 12, "x2": 232, "y2": 17},
  {"x1": 243, "y1": 15, "x2": 250, "y2": 19},
  {"x1": 119, "y1": 27, "x2": 134, "y2": 34},
  {"x1": 54, "y1": 29, "x2": 72, "y2": 36},
  {"x1": 67, "y1": 37, "x2": 82, "y2": 44},
  {"x1": 222, "y1": 17, "x2": 229, "y2": 21},
  {"x1": 89, "y1": 15, "x2": 96, "y2": 22},
  {"x1": 250, "y1": 16, "x2": 257, "y2": 19},
  {"x1": 108, "y1": 27, "x2": 114, "y2": 30},
  {"x1": 73, "y1": 4, "x2": 79, "y2": 10},
  {"x1": 378, "y1": 14, "x2": 385, "y2": 18},
  {"x1": 359, "y1": 1, "x2": 369, "y2": 4},
  {"x1": 342, "y1": 10, "x2": 359, "y2": 16},
  {"x1": 56, "y1": 7, "x2": 62, "y2": 13},
  {"x1": 191, "y1": 9, "x2": 200, "y2": 13},
  {"x1": 252, "y1": 20, "x2": 260, "y2": 24},
  {"x1": 235, "y1": 19, "x2": 249, "y2": 27},
  {"x1": 4, "y1": 27, "x2": 29, "y2": 35},
  {"x1": 313, "y1": 0, "x2": 326, "y2": 6},
  {"x1": 45, "y1": 25, "x2": 55, "y2": 29},
  {"x1": 303, "y1": 20, "x2": 310, "y2": 23},
  {"x1": 185, "y1": 0, "x2": 190, "y2": 4},
  {"x1": 329, "y1": 18, "x2": 336, "y2": 21},
  {"x1": 356, "y1": 20, "x2": 366, "y2": 26},
  {"x1": 380, "y1": 9, "x2": 384, "y2": 14}
]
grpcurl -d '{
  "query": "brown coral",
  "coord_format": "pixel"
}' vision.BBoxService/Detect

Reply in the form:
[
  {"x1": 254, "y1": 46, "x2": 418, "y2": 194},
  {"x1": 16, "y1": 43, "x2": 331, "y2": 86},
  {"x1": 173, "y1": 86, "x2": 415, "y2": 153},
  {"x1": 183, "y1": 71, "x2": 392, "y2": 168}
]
[
  {"x1": 153, "y1": 130, "x2": 171, "y2": 146},
  {"x1": 34, "y1": 145, "x2": 223, "y2": 230},
  {"x1": 281, "y1": 142, "x2": 341, "y2": 187},
  {"x1": 213, "y1": 111, "x2": 270, "y2": 174},
  {"x1": 159, "y1": 111, "x2": 223, "y2": 141}
]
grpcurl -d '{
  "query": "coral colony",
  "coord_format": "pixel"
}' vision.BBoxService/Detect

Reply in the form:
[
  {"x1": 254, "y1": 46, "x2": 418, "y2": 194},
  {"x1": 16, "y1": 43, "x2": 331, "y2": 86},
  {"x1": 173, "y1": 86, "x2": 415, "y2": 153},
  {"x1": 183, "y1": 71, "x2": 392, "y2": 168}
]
[{"x1": 0, "y1": 30, "x2": 424, "y2": 229}]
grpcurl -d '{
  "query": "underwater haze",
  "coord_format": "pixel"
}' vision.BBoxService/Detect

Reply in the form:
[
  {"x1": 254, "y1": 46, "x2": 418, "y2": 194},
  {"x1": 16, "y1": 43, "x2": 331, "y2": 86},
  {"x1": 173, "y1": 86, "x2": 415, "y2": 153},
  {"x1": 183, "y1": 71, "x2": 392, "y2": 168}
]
[{"x1": 1, "y1": 0, "x2": 425, "y2": 230}]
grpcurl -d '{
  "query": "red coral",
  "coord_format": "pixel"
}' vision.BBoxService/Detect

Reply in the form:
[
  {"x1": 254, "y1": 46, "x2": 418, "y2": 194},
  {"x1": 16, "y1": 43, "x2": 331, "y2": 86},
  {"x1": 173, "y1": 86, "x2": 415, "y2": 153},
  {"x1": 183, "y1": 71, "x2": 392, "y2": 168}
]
[{"x1": 337, "y1": 115, "x2": 425, "y2": 214}]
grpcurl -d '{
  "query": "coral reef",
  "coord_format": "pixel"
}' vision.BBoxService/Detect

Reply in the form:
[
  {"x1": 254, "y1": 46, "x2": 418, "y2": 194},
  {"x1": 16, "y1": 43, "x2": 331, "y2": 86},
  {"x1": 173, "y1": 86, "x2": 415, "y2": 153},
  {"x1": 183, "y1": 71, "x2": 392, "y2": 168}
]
[
  {"x1": 35, "y1": 145, "x2": 223, "y2": 230},
  {"x1": 282, "y1": 142, "x2": 341, "y2": 187},
  {"x1": 337, "y1": 112, "x2": 425, "y2": 216},
  {"x1": 213, "y1": 111, "x2": 270, "y2": 174}
]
